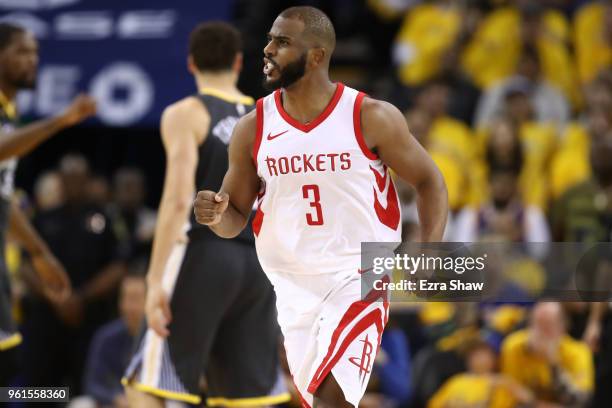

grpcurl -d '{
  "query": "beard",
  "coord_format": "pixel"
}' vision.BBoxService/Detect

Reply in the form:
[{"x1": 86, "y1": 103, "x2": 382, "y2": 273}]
[{"x1": 263, "y1": 53, "x2": 307, "y2": 91}]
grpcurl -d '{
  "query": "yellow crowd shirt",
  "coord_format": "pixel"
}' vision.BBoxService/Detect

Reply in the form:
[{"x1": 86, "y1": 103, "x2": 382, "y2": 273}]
[
  {"x1": 428, "y1": 374, "x2": 517, "y2": 408},
  {"x1": 501, "y1": 330, "x2": 594, "y2": 401},
  {"x1": 462, "y1": 8, "x2": 579, "y2": 106},
  {"x1": 574, "y1": 2, "x2": 612, "y2": 84},
  {"x1": 550, "y1": 123, "x2": 591, "y2": 199},
  {"x1": 427, "y1": 117, "x2": 477, "y2": 210},
  {"x1": 395, "y1": 4, "x2": 462, "y2": 85}
]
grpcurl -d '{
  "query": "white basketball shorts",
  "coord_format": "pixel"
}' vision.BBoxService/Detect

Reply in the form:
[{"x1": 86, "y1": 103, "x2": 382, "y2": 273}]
[{"x1": 266, "y1": 269, "x2": 389, "y2": 407}]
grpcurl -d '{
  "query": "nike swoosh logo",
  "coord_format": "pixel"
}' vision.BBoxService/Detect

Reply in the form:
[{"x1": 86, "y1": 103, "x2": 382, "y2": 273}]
[
  {"x1": 267, "y1": 130, "x2": 289, "y2": 140},
  {"x1": 358, "y1": 267, "x2": 373, "y2": 274}
]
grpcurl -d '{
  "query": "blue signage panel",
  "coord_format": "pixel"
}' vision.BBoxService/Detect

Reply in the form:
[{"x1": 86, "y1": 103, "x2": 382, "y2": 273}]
[{"x1": 0, "y1": 0, "x2": 233, "y2": 126}]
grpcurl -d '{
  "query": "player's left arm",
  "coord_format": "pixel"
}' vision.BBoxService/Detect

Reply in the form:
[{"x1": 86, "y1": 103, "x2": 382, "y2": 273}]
[
  {"x1": 147, "y1": 100, "x2": 203, "y2": 288},
  {"x1": 361, "y1": 97, "x2": 448, "y2": 241},
  {"x1": 8, "y1": 199, "x2": 71, "y2": 302},
  {"x1": 145, "y1": 98, "x2": 205, "y2": 337}
]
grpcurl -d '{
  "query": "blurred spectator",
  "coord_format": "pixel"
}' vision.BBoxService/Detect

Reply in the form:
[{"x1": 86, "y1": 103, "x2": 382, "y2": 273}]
[
  {"x1": 550, "y1": 72, "x2": 612, "y2": 199},
  {"x1": 574, "y1": 0, "x2": 612, "y2": 85},
  {"x1": 107, "y1": 168, "x2": 156, "y2": 261},
  {"x1": 393, "y1": 1, "x2": 482, "y2": 124},
  {"x1": 367, "y1": 0, "x2": 422, "y2": 21},
  {"x1": 393, "y1": 0, "x2": 464, "y2": 86},
  {"x1": 33, "y1": 171, "x2": 63, "y2": 211},
  {"x1": 411, "y1": 304, "x2": 481, "y2": 406},
  {"x1": 438, "y1": 37, "x2": 482, "y2": 126},
  {"x1": 404, "y1": 82, "x2": 478, "y2": 211},
  {"x1": 483, "y1": 118, "x2": 523, "y2": 173},
  {"x1": 22, "y1": 154, "x2": 125, "y2": 393},
  {"x1": 551, "y1": 128, "x2": 612, "y2": 242},
  {"x1": 582, "y1": 69, "x2": 612, "y2": 113},
  {"x1": 462, "y1": 0, "x2": 579, "y2": 107},
  {"x1": 84, "y1": 270, "x2": 146, "y2": 408},
  {"x1": 474, "y1": 119, "x2": 521, "y2": 206},
  {"x1": 477, "y1": 109, "x2": 555, "y2": 209},
  {"x1": 358, "y1": 0, "x2": 411, "y2": 85},
  {"x1": 428, "y1": 340, "x2": 534, "y2": 408},
  {"x1": 411, "y1": 343, "x2": 464, "y2": 408},
  {"x1": 501, "y1": 83, "x2": 558, "y2": 210},
  {"x1": 550, "y1": 126, "x2": 612, "y2": 406},
  {"x1": 87, "y1": 174, "x2": 111, "y2": 209},
  {"x1": 453, "y1": 166, "x2": 550, "y2": 243},
  {"x1": 482, "y1": 304, "x2": 528, "y2": 351},
  {"x1": 540, "y1": 0, "x2": 593, "y2": 17},
  {"x1": 475, "y1": 44, "x2": 570, "y2": 127},
  {"x1": 501, "y1": 302, "x2": 594, "y2": 406}
]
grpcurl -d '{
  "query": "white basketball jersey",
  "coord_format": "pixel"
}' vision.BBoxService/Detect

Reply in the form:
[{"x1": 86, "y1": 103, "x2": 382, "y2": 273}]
[{"x1": 252, "y1": 83, "x2": 401, "y2": 275}]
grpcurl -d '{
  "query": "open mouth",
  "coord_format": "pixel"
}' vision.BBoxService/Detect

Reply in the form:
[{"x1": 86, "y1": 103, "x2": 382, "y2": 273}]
[{"x1": 263, "y1": 58, "x2": 278, "y2": 76}]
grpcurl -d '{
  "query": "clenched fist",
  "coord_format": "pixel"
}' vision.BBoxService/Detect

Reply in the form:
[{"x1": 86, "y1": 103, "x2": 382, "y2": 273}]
[
  {"x1": 59, "y1": 94, "x2": 97, "y2": 127},
  {"x1": 194, "y1": 190, "x2": 229, "y2": 225}
]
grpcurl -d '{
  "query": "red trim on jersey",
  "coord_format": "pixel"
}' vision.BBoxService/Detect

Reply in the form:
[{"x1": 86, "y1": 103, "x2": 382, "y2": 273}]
[
  {"x1": 252, "y1": 98, "x2": 264, "y2": 168},
  {"x1": 252, "y1": 186, "x2": 266, "y2": 237},
  {"x1": 307, "y1": 276, "x2": 390, "y2": 394},
  {"x1": 353, "y1": 92, "x2": 379, "y2": 161},
  {"x1": 252, "y1": 206, "x2": 264, "y2": 236},
  {"x1": 370, "y1": 166, "x2": 400, "y2": 231},
  {"x1": 274, "y1": 83, "x2": 344, "y2": 133},
  {"x1": 370, "y1": 164, "x2": 388, "y2": 191}
]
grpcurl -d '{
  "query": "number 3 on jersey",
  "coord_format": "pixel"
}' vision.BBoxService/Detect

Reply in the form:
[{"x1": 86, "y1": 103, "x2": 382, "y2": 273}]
[{"x1": 302, "y1": 184, "x2": 324, "y2": 226}]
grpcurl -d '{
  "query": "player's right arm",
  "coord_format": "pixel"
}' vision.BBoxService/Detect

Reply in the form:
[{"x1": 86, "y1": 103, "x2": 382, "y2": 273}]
[
  {"x1": 8, "y1": 199, "x2": 71, "y2": 303},
  {"x1": 194, "y1": 109, "x2": 260, "y2": 238},
  {"x1": 0, "y1": 94, "x2": 96, "y2": 161}
]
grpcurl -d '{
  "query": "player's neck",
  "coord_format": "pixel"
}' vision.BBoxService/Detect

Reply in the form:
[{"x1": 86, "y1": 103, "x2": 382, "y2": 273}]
[
  {"x1": 281, "y1": 75, "x2": 336, "y2": 124},
  {"x1": 194, "y1": 71, "x2": 241, "y2": 97}
]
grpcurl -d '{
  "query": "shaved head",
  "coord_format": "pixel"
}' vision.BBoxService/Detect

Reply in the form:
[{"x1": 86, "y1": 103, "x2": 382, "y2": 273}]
[
  {"x1": 279, "y1": 6, "x2": 335, "y2": 53},
  {"x1": 263, "y1": 6, "x2": 336, "y2": 90}
]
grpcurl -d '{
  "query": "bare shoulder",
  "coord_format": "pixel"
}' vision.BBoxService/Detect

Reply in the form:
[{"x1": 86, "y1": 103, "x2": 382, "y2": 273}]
[
  {"x1": 361, "y1": 97, "x2": 409, "y2": 147},
  {"x1": 361, "y1": 97, "x2": 405, "y2": 130},
  {"x1": 159, "y1": 97, "x2": 212, "y2": 146},
  {"x1": 230, "y1": 108, "x2": 258, "y2": 149},
  {"x1": 163, "y1": 96, "x2": 208, "y2": 119}
]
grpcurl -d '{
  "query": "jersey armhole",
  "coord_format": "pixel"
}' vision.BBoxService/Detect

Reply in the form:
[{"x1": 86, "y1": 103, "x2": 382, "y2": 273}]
[
  {"x1": 353, "y1": 92, "x2": 379, "y2": 160},
  {"x1": 252, "y1": 98, "x2": 264, "y2": 169}
]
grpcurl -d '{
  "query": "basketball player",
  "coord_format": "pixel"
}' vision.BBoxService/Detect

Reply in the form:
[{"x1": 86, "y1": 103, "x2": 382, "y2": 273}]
[
  {"x1": 123, "y1": 22, "x2": 289, "y2": 407},
  {"x1": 0, "y1": 22, "x2": 96, "y2": 384},
  {"x1": 194, "y1": 7, "x2": 448, "y2": 408}
]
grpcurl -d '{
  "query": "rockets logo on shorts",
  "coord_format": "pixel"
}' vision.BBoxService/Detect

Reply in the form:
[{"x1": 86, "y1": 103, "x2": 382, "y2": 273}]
[{"x1": 348, "y1": 334, "x2": 374, "y2": 385}]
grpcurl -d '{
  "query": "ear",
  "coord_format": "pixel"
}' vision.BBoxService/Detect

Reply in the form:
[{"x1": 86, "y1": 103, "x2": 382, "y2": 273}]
[
  {"x1": 187, "y1": 55, "x2": 197, "y2": 75},
  {"x1": 233, "y1": 52, "x2": 243, "y2": 74},
  {"x1": 308, "y1": 47, "x2": 326, "y2": 67}
]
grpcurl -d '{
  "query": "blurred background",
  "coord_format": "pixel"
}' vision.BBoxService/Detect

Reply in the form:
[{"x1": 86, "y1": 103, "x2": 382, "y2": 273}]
[{"x1": 1, "y1": 0, "x2": 612, "y2": 407}]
